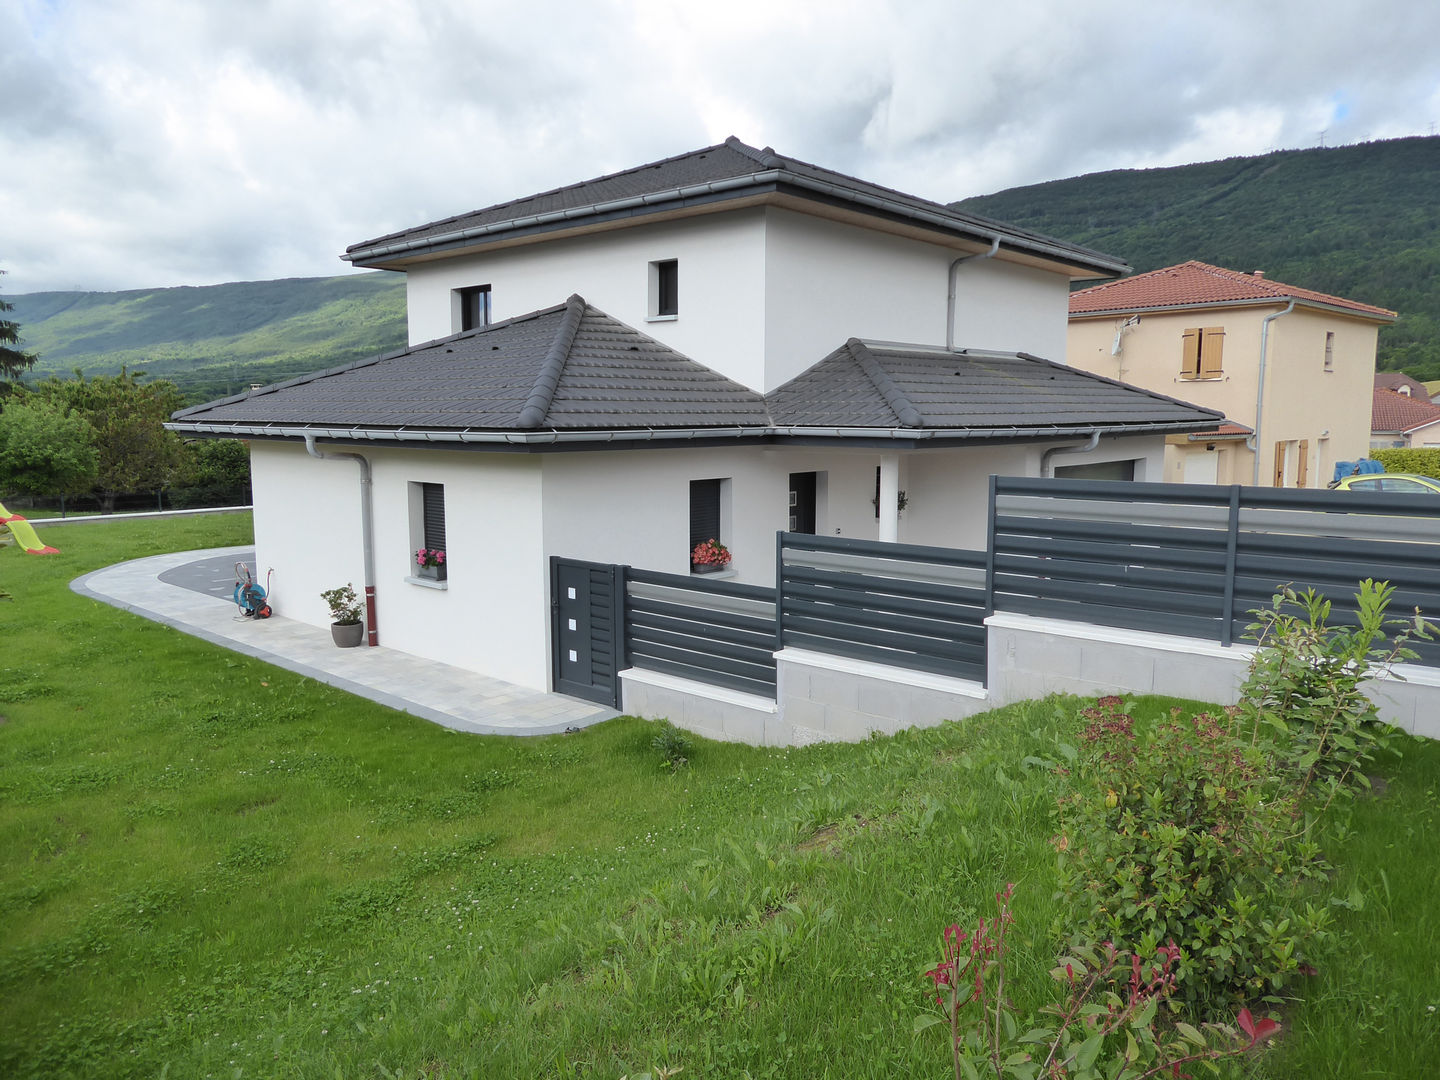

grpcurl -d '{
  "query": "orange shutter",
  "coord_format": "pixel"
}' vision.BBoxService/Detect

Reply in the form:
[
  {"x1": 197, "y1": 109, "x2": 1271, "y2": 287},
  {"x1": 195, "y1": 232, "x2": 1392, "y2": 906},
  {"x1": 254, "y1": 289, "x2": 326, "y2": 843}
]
[
  {"x1": 1200, "y1": 327, "x2": 1225, "y2": 377},
  {"x1": 1181, "y1": 328, "x2": 1200, "y2": 379},
  {"x1": 1296, "y1": 440, "x2": 1309, "y2": 487},
  {"x1": 1273, "y1": 442, "x2": 1286, "y2": 487}
]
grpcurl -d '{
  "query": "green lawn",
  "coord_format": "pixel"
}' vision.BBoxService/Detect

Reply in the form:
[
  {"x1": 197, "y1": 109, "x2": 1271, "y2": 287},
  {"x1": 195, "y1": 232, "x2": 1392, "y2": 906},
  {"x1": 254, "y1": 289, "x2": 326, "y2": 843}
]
[{"x1": 1, "y1": 516, "x2": 1437, "y2": 1078}]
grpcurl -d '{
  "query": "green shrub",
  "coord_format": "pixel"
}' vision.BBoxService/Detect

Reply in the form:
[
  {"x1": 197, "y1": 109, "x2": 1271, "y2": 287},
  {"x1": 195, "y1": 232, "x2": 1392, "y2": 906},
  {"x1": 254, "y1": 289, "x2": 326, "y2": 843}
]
[
  {"x1": 1057, "y1": 699, "x2": 1330, "y2": 1013},
  {"x1": 1369, "y1": 447, "x2": 1440, "y2": 479},
  {"x1": 650, "y1": 720, "x2": 694, "y2": 771},
  {"x1": 1239, "y1": 581, "x2": 1431, "y2": 801}
]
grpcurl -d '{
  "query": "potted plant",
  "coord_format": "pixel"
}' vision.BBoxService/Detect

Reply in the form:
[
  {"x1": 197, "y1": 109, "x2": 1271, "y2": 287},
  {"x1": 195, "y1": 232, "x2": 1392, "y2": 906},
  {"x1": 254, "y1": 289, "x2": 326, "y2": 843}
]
[
  {"x1": 320, "y1": 583, "x2": 365, "y2": 647},
  {"x1": 690, "y1": 538, "x2": 732, "y2": 574},
  {"x1": 414, "y1": 546, "x2": 447, "y2": 581}
]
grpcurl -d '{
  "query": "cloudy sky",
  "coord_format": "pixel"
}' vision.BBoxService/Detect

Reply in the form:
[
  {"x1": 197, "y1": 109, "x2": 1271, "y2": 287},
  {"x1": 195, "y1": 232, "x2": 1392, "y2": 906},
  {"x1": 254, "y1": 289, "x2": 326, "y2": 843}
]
[{"x1": 4, "y1": 0, "x2": 1439, "y2": 294}]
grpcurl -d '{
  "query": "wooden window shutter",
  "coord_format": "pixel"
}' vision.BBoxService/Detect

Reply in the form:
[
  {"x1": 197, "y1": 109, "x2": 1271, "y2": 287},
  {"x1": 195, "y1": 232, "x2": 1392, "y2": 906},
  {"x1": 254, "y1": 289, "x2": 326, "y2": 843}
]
[
  {"x1": 1272, "y1": 442, "x2": 1286, "y2": 487},
  {"x1": 1180, "y1": 328, "x2": 1200, "y2": 379},
  {"x1": 689, "y1": 479, "x2": 721, "y2": 551},
  {"x1": 1200, "y1": 327, "x2": 1225, "y2": 377},
  {"x1": 421, "y1": 483, "x2": 446, "y2": 551},
  {"x1": 1296, "y1": 440, "x2": 1309, "y2": 487}
]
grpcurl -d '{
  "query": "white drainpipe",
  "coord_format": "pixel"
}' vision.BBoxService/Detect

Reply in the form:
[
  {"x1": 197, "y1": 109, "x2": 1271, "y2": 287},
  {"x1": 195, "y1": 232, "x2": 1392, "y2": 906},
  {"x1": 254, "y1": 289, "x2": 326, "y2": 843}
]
[
  {"x1": 946, "y1": 237, "x2": 1001, "y2": 351},
  {"x1": 1248, "y1": 300, "x2": 1297, "y2": 485},
  {"x1": 304, "y1": 434, "x2": 378, "y2": 646},
  {"x1": 1040, "y1": 431, "x2": 1101, "y2": 477}
]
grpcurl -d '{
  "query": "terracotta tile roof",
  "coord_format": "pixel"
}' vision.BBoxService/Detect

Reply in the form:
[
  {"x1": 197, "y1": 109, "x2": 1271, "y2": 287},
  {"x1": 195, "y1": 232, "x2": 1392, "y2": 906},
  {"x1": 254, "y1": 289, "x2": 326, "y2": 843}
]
[
  {"x1": 1374, "y1": 371, "x2": 1432, "y2": 401},
  {"x1": 1184, "y1": 421, "x2": 1254, "y2": 439},
  {"x1": 1373, "y1": 388, "x2": 1440, "y2": 434},
  {"x1": 1069, "y1": 260, "x2": 1396, "y2": 321}
]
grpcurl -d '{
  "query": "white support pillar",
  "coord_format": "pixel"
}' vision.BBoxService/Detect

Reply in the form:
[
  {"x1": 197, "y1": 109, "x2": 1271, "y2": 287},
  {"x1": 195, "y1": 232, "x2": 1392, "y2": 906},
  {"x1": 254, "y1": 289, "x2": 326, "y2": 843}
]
[{"x1": 878, "y1": 453, "x2": 900, "y2": 543}]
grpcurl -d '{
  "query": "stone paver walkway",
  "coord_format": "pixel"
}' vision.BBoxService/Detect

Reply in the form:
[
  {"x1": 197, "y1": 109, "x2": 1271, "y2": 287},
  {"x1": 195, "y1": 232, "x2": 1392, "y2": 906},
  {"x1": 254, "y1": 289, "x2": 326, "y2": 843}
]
[{"x1": 72, "y1": 546, "x2": 618, "y2": 736}]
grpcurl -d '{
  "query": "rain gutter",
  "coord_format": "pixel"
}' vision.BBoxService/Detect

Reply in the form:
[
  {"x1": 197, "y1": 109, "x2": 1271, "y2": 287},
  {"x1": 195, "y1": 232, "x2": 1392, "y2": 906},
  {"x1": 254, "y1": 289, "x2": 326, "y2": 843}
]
[
  {"x1": 946, "y1": 237, "x2": 1001, "y2": 351},
  {"x1": 1248, "y1": 300, "x2": 1297, "y2": 484},
  {"x1": 345, "y1": 173, "x2": 1127, "y2": 276}
]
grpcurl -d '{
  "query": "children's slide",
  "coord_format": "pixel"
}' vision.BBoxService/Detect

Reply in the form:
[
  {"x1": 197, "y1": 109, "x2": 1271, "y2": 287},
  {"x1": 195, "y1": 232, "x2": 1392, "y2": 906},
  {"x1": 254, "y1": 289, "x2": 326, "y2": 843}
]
[{"x1": 0, "y1": 501, "x2": 59, "y2": 554}]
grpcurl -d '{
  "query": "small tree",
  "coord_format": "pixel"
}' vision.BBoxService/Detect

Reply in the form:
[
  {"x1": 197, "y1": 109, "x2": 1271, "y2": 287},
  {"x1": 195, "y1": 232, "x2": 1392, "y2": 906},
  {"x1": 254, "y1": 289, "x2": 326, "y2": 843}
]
[
  {"x1": 0, "y1": 396, "x2": 99, "y2": 497},
  {"x1": 35, "y1": 368, "x2": 186, "y2": 512}
]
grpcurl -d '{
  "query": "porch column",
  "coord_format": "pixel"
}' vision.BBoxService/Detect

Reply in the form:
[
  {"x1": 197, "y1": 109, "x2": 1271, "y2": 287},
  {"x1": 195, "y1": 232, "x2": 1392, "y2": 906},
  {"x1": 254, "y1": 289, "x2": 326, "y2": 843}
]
[{"x1": 878, "y1": 453, "x2": 900, "y2": 542}]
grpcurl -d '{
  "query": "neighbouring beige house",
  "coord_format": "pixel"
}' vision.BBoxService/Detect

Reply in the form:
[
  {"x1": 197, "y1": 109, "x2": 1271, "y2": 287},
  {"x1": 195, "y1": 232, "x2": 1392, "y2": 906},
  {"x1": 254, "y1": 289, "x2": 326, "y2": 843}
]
[
  {"x1": 1372, "y1": 387, "x2": 1440, "y2": 448},
  {"x1": 1068, "y1": 261, "x2": 1396, "y2": 487}
]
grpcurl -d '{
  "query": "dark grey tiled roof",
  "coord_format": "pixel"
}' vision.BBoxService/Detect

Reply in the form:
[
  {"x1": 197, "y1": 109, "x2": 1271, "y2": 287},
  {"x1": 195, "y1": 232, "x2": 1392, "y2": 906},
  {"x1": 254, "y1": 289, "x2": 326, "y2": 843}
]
[
  {"x1": 171, "y1": 296, "x2": 770, "y2": 432},
  {"x1": 765, "y1": 339, "x2": 1224, "y2": 432},
  {"x1": 173, "y1": 304, "x2": 1221, "y2": 440},
  {"x1": 344, "y1": 137, "x2": 1126, "y2": 275}
]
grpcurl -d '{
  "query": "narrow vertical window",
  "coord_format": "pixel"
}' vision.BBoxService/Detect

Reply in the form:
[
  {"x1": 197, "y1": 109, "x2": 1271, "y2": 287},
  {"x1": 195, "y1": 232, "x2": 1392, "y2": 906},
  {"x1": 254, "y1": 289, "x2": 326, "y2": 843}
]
[
  {"x1": 456, "y1": 285, "x2": 491, "y2": 332},
  {"x1": 689, "y1": 478, "x2": 729, "y2": 572},
  {"x1": 1323, "y1": 331, "x2": 1335, "y2": 372},
  {"x1": 414, "y1": 482, "x2": 447, "y2": 581},
  {"x1": 651, "y1": 259, "x2": 678, "y2": 318}
]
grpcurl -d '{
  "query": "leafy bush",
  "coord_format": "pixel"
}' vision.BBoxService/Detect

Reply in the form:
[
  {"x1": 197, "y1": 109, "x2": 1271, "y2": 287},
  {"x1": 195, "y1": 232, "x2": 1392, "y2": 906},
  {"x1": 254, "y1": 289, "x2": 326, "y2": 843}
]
[
  {"x1": 917, "y1": 885, "x2": 1279, "y2": 1080},
  {"x1": 1056, "y1": 699, "x2": 1330, "y2": 1012},
  {"x1": 1239, "y1": 580, "x2": 1431, "y2": 801},
  {"x1": 1369, "y1": 447, "x2": 1440, "y2": 479}
]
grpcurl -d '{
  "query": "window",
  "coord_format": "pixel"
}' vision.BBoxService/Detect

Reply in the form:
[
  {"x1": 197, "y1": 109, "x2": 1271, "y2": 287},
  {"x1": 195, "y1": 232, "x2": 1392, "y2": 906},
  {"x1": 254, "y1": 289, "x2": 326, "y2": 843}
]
[
  {"x1": 1180, "y1": 327, "x2": 1224, "y2": 379},
  {"x1": 650, "y1": 259, "x2": 678, "y2": 318},
  {"x1": 1323, "y1": 331, "x2": 1335, "y2": 372},
  {"x1": 689, "y1": 478, "x2": 727, "y2": 570},
  {"x1": 409, "y1": 481, "x2": 448, "y2": 583},
  {"x1": 1053, "y1": 460, "x2": 1138, "y2": 482},
  {"x1": 788, "y1": 472, "x2": 817, "y2": 534},
  {"x1": 456, "y1": 285, "x2": 491, "y2": 332}
]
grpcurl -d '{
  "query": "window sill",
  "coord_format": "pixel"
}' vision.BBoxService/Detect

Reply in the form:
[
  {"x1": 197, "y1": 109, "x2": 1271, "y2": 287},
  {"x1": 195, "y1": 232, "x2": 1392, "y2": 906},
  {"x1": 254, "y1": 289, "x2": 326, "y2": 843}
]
[
  {"x1": 645, "y1": 314, "x2": 678, "y2": 323},
  {"x1": 1179, "y1": 375, "x2": 1224, "y2": 382},
  {"x1": 405, "y1": 575, "x2": 448, "y2": 591},
  {"x1": 690, "y1": 567, "x2": 737, "y2": 580}
]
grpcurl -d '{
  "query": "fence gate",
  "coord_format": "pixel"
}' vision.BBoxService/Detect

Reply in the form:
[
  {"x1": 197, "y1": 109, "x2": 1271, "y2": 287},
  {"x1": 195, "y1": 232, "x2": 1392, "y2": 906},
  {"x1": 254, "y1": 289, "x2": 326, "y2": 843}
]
[{"x1": 550, "y1": 557, "x2": 624, "y2": 708}]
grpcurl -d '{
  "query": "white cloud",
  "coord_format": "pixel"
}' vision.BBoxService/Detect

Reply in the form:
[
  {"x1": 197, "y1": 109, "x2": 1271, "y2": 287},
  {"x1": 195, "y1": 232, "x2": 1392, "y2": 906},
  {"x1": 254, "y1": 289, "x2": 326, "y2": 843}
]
[{"x1": 2, "y1": 0, "x2": 1438, "y2": 293}]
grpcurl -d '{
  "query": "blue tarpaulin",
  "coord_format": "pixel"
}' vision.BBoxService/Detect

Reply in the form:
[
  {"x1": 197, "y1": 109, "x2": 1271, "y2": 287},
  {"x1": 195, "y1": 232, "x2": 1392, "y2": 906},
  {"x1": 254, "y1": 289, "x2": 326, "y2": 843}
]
[{"x1": 1332, "y1": 459, "x2": 1385, "y2": 484}]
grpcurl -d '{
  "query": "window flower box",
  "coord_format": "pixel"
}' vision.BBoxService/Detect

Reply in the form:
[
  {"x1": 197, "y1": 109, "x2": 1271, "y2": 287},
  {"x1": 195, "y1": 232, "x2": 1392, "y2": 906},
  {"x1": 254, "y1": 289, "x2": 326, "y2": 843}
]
[
  {"x1": 690, "y1": 538, "x2": 731, "y2": 575},
  {"x1": 415, "y1": 547, "x2": 447, "y2": 582}
]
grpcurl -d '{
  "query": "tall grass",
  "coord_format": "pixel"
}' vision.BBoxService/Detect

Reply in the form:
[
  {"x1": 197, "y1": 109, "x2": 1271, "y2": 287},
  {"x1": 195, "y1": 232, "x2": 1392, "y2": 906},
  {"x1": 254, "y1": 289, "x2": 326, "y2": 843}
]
[{"x1": 1, "y1": 515, "x2": 1436, "y2": 1078}]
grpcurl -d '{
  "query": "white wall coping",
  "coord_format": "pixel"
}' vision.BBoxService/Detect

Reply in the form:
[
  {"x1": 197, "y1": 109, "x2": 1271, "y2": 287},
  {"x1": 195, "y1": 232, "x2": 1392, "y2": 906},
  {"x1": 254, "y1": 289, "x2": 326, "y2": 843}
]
[
  {"x1": 984, "y1": 611, "x2": 1258, "y2": 662},
  {"x1": 619, "y1": 666, "x2": 779, "y2": 714},
  {"x1": 774, "y1": 647, "x2": 988, "y2": 699}
]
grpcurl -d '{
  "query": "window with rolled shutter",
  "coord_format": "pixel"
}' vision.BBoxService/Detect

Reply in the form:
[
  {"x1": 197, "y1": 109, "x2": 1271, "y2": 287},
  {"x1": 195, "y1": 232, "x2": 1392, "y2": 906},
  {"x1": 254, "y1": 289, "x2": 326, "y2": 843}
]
[
  {"x1": 422, "y1": 483, "x2": 446, "y2": 552},
  {"x1": 689, "y1": 479, "x2": 720, "y2": 552}
]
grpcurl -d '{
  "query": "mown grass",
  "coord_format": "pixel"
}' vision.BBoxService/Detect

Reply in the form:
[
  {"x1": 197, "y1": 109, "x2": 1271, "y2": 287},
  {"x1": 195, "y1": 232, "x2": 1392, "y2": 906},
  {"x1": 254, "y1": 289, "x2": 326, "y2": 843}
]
[{"x1": 1, "y1": 515, "x2": 1437, "y2": 1078}]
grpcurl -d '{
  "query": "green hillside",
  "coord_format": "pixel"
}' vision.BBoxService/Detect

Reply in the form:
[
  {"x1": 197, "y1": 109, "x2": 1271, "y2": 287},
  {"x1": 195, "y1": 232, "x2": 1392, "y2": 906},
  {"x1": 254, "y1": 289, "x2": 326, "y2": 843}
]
[
  {"x1": 5, "y1": 272, "x2": 407, "y2": 403},
  {"x1": 955, "y1": 135, "x2": 1440, "y2": 379}
]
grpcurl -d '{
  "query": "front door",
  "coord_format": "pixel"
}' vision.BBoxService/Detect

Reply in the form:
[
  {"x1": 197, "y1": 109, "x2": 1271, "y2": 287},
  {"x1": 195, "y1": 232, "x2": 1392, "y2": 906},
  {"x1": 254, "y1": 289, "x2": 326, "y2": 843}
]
[{"x1": 550, "y1": 557, "x2": 623, "y2": 707}]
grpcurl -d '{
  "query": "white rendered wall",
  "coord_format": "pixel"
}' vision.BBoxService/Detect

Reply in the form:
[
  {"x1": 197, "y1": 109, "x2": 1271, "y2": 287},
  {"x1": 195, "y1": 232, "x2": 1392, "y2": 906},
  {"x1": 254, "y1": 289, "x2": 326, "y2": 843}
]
[
  {"x1": 250, "y1": 441, "x2": 550, "y2": 690},
  {"x1": 405, "y1": 206, "x2": 1075, "y2": 394},
  {"x1": 404, "y1": 211, "x2": 771, "y2": 391},
  {"x1": 762, "y1": 209, "x2": 1071, "y2": 390}
]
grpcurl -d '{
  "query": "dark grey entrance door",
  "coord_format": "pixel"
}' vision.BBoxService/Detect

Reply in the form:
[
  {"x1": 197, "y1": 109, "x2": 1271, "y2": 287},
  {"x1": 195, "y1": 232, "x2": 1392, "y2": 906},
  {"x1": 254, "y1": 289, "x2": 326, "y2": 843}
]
[{"x1": 550, "y1": 557, "x2": 623, "y2": 707}]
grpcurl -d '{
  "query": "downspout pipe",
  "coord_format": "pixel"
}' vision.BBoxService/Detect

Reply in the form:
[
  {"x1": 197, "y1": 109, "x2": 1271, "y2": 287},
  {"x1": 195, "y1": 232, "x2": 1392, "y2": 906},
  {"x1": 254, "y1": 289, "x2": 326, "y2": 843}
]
[
  {"x1": 946, "y1": 237, "x2": 1001, "y2": 350},
  {"x1": 1248, "y1": 300, "x2": 1297, "y2": 485},
  {"x1": 305, "y1": 434, "x2": 378, "y2": 646},
  {"x1": 1040, "y1": 431, "x2": 1101, "y2": 477}
]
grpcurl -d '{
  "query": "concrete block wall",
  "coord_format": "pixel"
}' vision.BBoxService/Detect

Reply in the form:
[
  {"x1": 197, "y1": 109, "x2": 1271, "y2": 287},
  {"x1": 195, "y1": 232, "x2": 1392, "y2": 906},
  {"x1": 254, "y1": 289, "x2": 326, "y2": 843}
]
[{"x1": 986, "y1": 611, "x2": 1440, "y2": 740}]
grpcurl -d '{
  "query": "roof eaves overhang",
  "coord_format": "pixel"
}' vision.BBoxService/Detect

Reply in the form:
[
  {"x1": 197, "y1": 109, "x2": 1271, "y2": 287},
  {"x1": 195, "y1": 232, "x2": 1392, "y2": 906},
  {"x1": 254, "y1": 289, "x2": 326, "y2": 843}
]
[
  {"x1": 1070, "y1": 295, "x2": 1397, "y2": 324},
  {"x1": 167, "y1": 418, "x2": 1219, "y2": 451},
  {"x1": 345, "y1": 170, "x2": 1129, "y2": 279}
]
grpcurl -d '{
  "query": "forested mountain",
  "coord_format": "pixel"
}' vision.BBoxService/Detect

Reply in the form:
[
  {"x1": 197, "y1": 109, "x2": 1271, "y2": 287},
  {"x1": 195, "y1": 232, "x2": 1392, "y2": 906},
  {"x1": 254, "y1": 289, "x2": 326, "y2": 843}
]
[
  {"x1": 5, "y1": 273, "x2": 407, "y2": 403},
  {"x1": 954, "y1": 136, "x2": 1440, "y2": 379}
]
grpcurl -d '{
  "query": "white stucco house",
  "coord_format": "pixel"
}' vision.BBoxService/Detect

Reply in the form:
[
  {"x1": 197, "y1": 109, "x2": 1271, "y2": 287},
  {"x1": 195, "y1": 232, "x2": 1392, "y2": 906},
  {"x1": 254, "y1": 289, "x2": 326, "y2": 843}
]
[{"x1": 170, "y1": 138, "x2": 1220, "y2": 693}]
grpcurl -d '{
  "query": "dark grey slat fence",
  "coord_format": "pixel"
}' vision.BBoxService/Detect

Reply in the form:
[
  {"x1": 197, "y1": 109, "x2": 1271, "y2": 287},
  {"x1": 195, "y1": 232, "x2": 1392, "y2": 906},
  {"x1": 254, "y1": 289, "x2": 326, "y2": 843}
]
[
  {"x1": 777, "y1": 532, "x2": 989, "y2": 683},
  {"x1": 989, "y1": 476, "x2": 1440, "y2": 666},
  {"x1": 624, "y1": 569, "x2": 778, "y2": 698}
]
